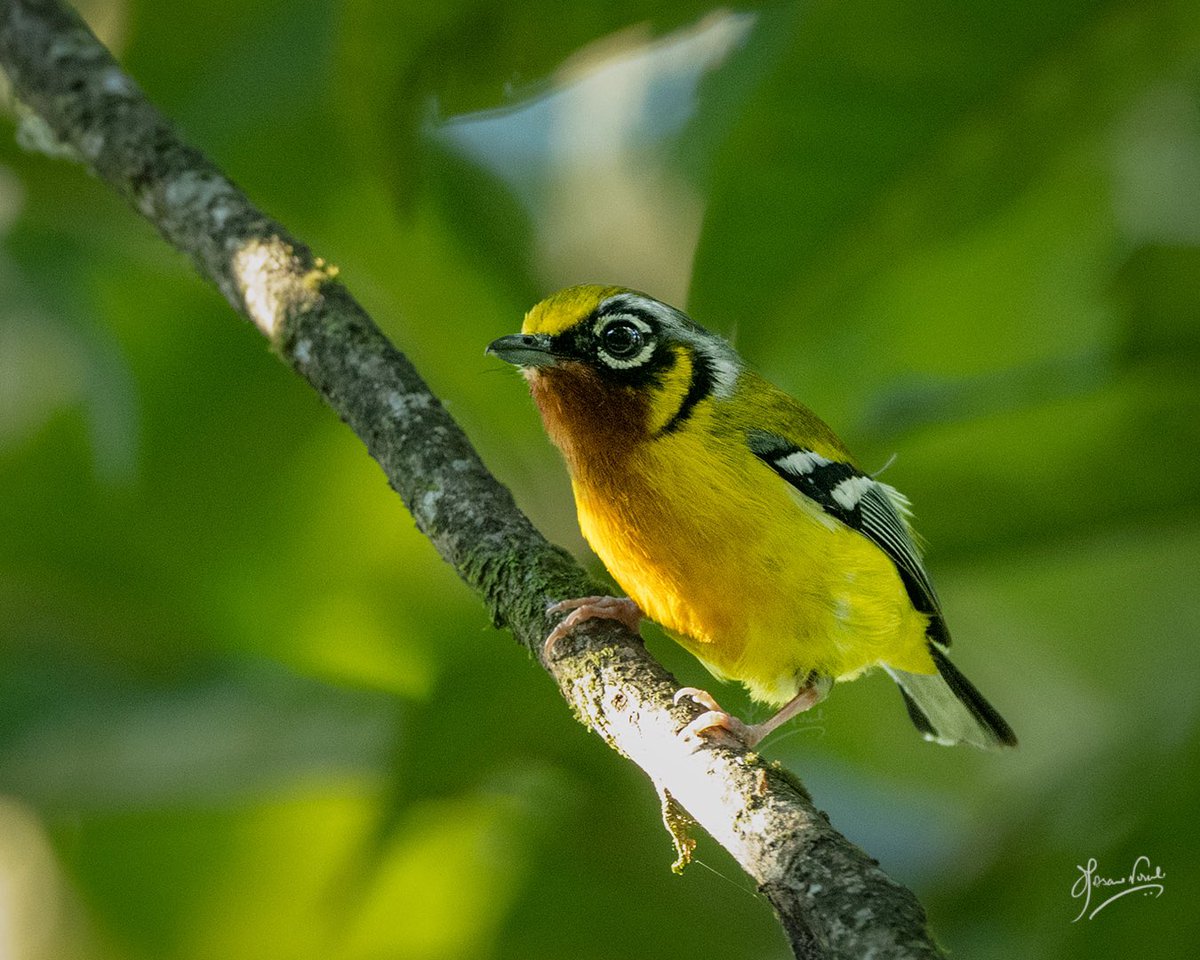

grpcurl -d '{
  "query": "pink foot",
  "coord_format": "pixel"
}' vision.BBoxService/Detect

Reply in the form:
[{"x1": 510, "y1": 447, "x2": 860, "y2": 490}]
[
  {"x1": 673, "y1": 687, "x2": 755, "y2": 744},
  {"x1": 673, "y1": 682, "x2": 827, "y2": 749},
  {"x1": 543, "y1": 595, "x2": 643, "y2": 659}
]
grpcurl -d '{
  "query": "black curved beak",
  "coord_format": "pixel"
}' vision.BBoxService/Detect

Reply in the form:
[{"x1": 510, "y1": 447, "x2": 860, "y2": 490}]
[{"x1": 485, "y1": 333, "x2": 557, "y2": 368}]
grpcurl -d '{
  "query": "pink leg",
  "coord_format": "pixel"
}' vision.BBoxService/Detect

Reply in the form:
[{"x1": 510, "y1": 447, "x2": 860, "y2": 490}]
[
  {"x1": 543, "y1": 595, "x2": 643, "y2": 659},
  {"x1": 674, "y1": 680, "x2": 828, "y2": 749}
]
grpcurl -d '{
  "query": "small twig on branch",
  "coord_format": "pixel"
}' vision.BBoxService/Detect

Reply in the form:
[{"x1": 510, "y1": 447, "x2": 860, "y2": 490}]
[{"x1": 0, "y1": 2, "x2": 948, "y2": 956}]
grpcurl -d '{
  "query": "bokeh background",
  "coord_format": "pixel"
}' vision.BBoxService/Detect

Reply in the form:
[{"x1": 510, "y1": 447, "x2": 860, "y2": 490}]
[{"x1": 2, "y1": 0, "x2": 1198, "y2": 957}]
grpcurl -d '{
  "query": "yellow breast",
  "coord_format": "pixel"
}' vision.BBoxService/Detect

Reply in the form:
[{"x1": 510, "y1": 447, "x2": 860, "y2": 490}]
[{"x1": 571, "y1": 403, "x2": 934, "y2": 704}]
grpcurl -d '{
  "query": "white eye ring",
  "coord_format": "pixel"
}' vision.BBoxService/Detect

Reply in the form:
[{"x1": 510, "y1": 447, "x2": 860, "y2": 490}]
[{"x1": 592, "y1": 311, "x2": 655, "y2": 369}]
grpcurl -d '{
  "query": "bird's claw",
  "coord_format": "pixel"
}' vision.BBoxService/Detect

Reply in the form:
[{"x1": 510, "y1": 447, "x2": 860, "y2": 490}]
[
  {"x1": 673, "y1": 687, "x2": 754, "y2": 745},
  {"x1": 682, "y1": 709, "x2": 755, "y2": 744},
  {"x1": 672, "y1": 686, "x2": 724, "y2": 712},
  {"x1": 675, "y1": 681, "x2": 827, "y2": 748},
  {"x1": 543, "y1": 595, "x2": 643, "y2": 660}
]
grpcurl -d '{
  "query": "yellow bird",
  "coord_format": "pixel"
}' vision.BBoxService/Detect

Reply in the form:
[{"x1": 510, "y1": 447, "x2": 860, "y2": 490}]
[{"x1": 487, "y1": 285, "x2": 1016, "y2": 750}]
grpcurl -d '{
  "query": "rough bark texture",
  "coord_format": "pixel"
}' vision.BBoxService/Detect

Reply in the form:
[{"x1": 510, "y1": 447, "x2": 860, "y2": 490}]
[{"x1": 0, "y1": 2, "x2": 947, "y2": 957}]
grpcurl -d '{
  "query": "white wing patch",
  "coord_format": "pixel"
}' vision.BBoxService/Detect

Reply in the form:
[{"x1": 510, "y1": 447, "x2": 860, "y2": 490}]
[
  {"x1": 830, "y1": 475, "x2": 877, "y2": 511},
  {"x1": 778, "y1": 449, "x2": 833, "y2": 476}
]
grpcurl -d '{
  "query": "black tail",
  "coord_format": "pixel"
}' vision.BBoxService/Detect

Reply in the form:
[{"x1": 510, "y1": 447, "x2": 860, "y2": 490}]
[{"x1": 886, "y1": 645, "x2": 1017, "y2": 750}]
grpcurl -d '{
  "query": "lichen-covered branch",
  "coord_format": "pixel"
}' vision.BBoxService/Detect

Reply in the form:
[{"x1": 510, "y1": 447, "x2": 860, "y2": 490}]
[{"x1": 0, "y1": 2, "x2": 946, "y2": 957}]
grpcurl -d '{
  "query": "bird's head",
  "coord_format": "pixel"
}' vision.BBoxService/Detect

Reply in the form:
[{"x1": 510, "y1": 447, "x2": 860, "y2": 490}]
[{"x1": 487, "y1": 285, "x2": 741, "y2": 469}]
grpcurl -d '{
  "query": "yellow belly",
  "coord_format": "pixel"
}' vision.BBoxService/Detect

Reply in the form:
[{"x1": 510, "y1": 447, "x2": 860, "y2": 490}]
[{"x1": 572, "y1": 426, "x2": 935, "y2": 705}]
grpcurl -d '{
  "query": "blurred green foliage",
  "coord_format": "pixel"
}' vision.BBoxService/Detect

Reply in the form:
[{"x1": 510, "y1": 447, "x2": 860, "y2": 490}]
[{"x1": 1, "y1": 0, "x2": 1198, "y2": 958}]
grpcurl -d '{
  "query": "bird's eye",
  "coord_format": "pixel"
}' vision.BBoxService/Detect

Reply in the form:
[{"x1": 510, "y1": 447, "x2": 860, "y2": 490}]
[{"x1": 601, "y1": 320, "x2": 644, "y2": 359}]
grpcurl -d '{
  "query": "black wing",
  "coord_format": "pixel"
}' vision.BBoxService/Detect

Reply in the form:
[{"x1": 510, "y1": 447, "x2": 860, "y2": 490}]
[{"x1": 747, "y1": 429, "x2": 949, "y2": 645}]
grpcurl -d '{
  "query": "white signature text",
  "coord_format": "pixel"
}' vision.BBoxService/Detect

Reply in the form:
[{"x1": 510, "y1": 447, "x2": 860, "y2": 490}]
[{"x1": 1071, "y1": 855, "x2": 1164, "y2": 921}]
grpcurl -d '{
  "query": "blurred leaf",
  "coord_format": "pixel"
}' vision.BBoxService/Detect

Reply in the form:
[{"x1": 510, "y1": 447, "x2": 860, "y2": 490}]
[
  {"x1": 1114, "y1": 244, "x2": 1200, "y2": 363},
  {"x1": 692, "y1": 0, "x2": 1200, "y2": 328},
  {"x1": 341, "y1": 795, "x2": 529, "y2": 960},
  {"x1": 886, "y1": 366, "x2": 1200, "y2": 554},
  {"x1": 0, "y1": 656, "x2": 396, "y2": 811},
  {"x1": 57, "y1": 785, "x2": 379, "y2": 960}
]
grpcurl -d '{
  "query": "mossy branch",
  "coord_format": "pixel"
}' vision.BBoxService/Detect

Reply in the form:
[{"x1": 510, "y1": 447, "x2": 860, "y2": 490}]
[{"x1": 0, "y1": 2, "x2": 946, "y2": 957}]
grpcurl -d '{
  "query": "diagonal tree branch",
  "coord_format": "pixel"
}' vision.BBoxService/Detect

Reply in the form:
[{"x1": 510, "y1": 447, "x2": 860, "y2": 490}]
[{"x1": 0, "y1": 2, "x2": 947, "y2": 957}]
